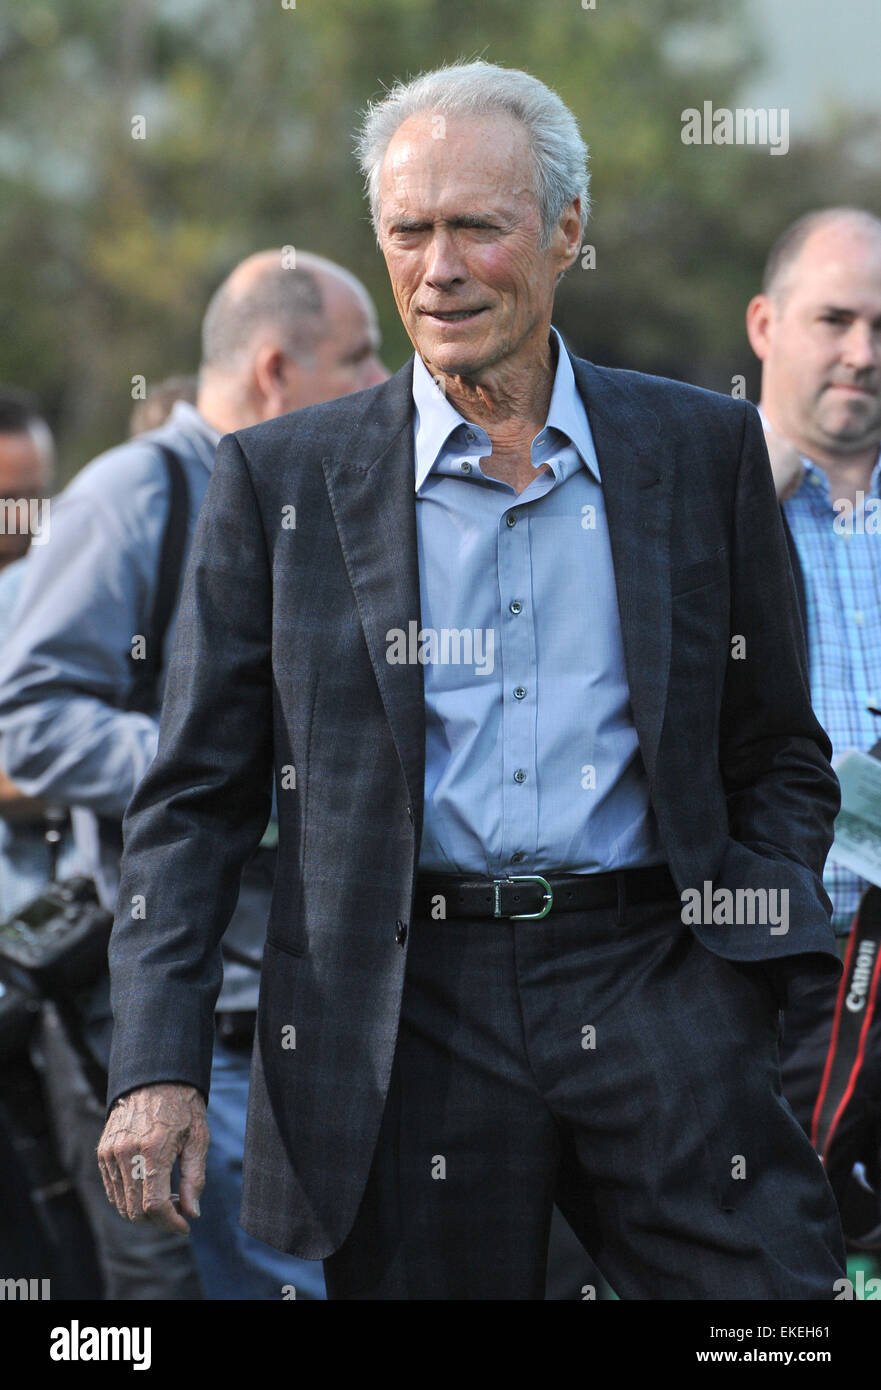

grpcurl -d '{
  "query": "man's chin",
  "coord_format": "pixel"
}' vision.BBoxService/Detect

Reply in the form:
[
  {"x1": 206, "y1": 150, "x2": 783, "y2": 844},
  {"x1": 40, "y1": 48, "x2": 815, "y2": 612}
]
[
  {"x1": 820, "y1": 404, "x2": 881, "y2": 448},
  {"x1": 419, "y1": 341, "x2": 491, "y2": 382}
]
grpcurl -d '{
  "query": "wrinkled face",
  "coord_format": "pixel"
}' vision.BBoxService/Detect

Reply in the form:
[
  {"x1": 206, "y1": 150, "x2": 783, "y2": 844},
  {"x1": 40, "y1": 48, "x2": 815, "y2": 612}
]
[
  {"x1": 377, "y1": 111, "x2": 578, "y2": 381},
  {"x1": 284, "y1": 281, "x2": 388, "y2": 409},
  {"x1": 0, "y1": 431, "x2": 48, "y2": 568},
  {"x1": 756, "y1": 226, "x2": 881, "y2": 457}
]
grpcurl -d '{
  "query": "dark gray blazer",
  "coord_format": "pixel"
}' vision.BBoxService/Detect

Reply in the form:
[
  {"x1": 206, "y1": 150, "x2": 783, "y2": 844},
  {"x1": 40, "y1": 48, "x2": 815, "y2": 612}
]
[{"x1": 107, "y1": 349, "x2": 842, "y2": 1258}]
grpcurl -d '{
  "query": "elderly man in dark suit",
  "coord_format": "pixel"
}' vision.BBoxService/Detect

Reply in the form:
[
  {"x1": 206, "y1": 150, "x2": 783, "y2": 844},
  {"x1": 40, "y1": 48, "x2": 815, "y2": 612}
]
[{"x1": 98, "y1": 61, "x2": 846, "y2": 1299}]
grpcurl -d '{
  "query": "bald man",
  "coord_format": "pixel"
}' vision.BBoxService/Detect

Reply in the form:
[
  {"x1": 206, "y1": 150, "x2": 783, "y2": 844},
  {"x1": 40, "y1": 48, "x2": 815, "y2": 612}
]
[
  {"x1": 747, "y1": 208, "x2": 881, "y2": 1253},
  {"x1": 0, "y1": 250, "x2": 387, "y2": 1299},
  {"x1": 748, "y1": 210, "x2": 881, "y2": 508},
  {"x1": 198, "y1": 249, "x2": 386, "y2": 429}
]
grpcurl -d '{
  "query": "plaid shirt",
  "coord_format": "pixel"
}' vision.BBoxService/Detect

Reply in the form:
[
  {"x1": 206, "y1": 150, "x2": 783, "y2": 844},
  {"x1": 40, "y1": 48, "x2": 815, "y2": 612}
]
[{"x1": 782, "y1": 448, "x2": 881, "y2": 933}]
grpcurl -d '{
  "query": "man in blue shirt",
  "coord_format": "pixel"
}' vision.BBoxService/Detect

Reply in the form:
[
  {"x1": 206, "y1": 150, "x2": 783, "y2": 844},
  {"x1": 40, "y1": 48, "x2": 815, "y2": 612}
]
[
  {"x1": 0, "y1": 250, "x2": 386, "y2": 1298},
  {"x1": 0, "y1": 389, "x2": 79, "y2": 910},
  {"x1": 747, "y1": 207, "x2": 881, "y2": 1254},
  {"x1": 97, "y1": 63, "x2": 847, "y2": 1300}
]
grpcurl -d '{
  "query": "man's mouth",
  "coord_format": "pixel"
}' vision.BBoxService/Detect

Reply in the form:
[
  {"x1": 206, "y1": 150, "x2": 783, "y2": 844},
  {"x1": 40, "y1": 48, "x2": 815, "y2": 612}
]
[{"x1": 420, "y1": 308, "x2": 486, "y2": 323}]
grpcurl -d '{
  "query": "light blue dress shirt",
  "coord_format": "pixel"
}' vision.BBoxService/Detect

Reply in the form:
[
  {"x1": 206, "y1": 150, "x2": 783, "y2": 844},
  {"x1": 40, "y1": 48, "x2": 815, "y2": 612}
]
[
  {"x1": 0, "y1": 556, "x2": 82, "y2": 918},
  {"x1": 0, "y1": 401, "x2": 220, "y2": 912},
  {"x1": 0, "y1": 400, "x2": 277, "y2": 1012},
  {"x1": 413, "y1": 328, "x2": 665, "y2": 877}
]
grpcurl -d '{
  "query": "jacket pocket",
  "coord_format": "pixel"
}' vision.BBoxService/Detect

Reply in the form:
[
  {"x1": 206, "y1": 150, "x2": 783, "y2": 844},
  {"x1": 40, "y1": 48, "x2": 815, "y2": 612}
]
[
  {"x1": 671, "y1": 547, "x2": 728, "y2": 597},
  {"x1": 265, "y1": 922, "x2": 307, "y2": 958}
]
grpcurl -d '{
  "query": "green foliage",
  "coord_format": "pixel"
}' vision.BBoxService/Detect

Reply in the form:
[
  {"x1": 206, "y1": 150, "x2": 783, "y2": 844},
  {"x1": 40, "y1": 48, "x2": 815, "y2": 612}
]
[{"x1": 0, "y1": 0, "x2": 878, "y2": 478}]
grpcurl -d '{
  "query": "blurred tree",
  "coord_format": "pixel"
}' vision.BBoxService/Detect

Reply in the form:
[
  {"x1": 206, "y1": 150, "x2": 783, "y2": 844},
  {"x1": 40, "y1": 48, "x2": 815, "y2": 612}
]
[{"x1": 0, "y1": 0, "x2": 878, "y2": 478}]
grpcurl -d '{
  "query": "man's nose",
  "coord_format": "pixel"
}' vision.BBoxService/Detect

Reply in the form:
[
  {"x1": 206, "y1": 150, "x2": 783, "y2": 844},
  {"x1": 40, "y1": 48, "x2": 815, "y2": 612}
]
[
  {"x1": 423, "y1": 230, "x2": 467, "y2": 289},
  {"x1": 841, "y1": 320, "x2": 880, "y2": 372}
]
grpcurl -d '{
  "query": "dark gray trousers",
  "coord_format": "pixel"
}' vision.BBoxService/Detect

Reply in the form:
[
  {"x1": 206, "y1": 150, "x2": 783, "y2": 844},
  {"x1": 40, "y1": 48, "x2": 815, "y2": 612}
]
[{"x1": 323, "y1": 891, "x2": 846, "y2": 1300}]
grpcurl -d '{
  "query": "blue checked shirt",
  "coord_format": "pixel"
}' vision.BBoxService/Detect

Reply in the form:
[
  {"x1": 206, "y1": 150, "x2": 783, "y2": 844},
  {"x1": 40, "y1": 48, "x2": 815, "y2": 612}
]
[{"x1": 782, "y1": 448, "x2": 881, "y2": 933}]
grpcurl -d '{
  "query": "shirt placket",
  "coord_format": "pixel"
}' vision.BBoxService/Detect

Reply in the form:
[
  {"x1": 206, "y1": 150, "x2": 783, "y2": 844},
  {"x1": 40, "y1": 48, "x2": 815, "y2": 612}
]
[{"x1": 496, "y1": 497, "x2": 540, "y2": 875}]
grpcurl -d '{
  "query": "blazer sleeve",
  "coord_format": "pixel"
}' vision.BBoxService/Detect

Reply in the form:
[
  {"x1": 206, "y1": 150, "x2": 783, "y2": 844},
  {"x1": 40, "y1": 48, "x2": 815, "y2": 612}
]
[
  {"x1": 719, "y1": 402, "x2": 840, "y2": 888},
  {"x1": 106, "y1": 433, "x2": 274, "y2": 1109}
]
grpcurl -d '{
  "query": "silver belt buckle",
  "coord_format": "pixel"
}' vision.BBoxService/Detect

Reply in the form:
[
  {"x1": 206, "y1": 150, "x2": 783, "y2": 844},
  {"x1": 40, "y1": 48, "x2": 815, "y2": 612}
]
[{"x1": 493, "y1": 874, "x2": 554, "y2": 920}]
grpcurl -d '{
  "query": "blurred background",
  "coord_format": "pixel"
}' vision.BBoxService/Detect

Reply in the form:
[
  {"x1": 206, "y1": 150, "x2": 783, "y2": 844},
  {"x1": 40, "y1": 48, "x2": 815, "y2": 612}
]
[{"x1": 1, "y1": 0, "x2": 879, "y2": 483}]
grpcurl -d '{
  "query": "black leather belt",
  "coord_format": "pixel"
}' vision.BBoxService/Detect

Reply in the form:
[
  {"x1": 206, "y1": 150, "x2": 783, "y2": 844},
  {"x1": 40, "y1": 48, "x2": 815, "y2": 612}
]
[{"x1": 414, "y1": 864, "x2": 678, "y2": 921}]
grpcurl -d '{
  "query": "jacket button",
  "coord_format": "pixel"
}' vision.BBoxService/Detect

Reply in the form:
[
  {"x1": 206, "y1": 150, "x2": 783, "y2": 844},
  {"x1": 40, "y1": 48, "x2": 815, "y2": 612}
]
[
  {"x1": 395, "y1": 919, "x2": 408, "y2": 946},
  {"x1": 406, "y1": 805, "x2": 414, "y2": 823}
]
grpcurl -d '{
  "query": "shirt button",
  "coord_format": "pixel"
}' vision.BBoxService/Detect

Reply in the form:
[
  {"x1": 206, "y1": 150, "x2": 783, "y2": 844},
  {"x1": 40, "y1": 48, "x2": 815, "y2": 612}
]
[
  {"x1": 465, "y1": 430, "x2": 476, "y2": 443},
  {"x1": 853, "y1": 611, "x2": 865, "y2": 625},
  {"x1": 514, "y1": 686, "x2": 526, "y2": 700},
  {"x1": 506, "y1": 513, "x2": 517, "y2": 528},
  {"x1": 395, "y1": 920, "x2": 408, "y2": 946},
  {"x1": 510, "y1": 851, "x2": 524, "y2": 864},
  {"x1": 461, "y1": 460, "x2": 472, "y2": 474},
  {"x1": 509, "y1": 600, "x2": 523, "y2": 615},
  {"x1": 809, "y1": 474, "x2": 822, "y2": 487},
  {"x1": 513, "y1": 768, "x2": 527, "y2": 784}
]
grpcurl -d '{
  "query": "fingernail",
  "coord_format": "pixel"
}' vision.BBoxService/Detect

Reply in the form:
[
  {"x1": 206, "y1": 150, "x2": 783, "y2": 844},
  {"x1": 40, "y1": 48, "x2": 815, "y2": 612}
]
[{"x1": 193, "y1": 1199, "x2": 200, "y2": 1217}]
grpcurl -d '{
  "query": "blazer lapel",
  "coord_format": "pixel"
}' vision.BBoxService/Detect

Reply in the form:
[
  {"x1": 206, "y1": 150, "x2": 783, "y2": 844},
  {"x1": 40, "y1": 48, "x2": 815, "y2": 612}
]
[
  {"x1": 570, "y1": 355, "x2": 674, "y2": 787},
  {"x1": 320, "y1": 361, "x2": 426, "y2": 820}
]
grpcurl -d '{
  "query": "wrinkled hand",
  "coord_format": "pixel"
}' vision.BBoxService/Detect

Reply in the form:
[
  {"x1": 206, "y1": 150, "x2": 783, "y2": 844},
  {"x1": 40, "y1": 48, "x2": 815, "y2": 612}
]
[
  {"x1": 97, "y1": 1083, "x2": 209, "y2": 1234},
  {"x1": 762, "y1": 422, "x2": 804, "y2": 502}
]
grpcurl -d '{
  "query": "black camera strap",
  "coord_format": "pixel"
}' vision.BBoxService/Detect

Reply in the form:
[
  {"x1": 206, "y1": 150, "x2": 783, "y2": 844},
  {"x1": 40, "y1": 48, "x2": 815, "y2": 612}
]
[
  {"x1": 95, "y1": 444, "x2": 191, "y2": 863},
  {"x1": 125, "y1": 444, "x2": 192, "y2": 718}
]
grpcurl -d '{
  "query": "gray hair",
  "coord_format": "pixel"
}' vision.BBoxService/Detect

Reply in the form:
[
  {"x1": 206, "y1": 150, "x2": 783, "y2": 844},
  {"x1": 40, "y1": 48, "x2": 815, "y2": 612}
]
[
  {"x1": 200, "y1": 264, "x2": 326, "y2": 370},
  {"x1": 355, "y1": 60, "x2": 590, "y2": 248}
]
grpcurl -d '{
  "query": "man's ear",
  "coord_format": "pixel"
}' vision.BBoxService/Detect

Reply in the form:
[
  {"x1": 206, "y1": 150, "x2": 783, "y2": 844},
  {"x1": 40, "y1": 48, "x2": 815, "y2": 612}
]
[
  {"x1": 552, "y1": 197, "x2": 583, "y2": 277},
  {"x1": 746, "y1": 294, "x2": 774, "y2": 362},
  {"x1": 253, "y1": 343, "x2": 291, "y2": 409}
]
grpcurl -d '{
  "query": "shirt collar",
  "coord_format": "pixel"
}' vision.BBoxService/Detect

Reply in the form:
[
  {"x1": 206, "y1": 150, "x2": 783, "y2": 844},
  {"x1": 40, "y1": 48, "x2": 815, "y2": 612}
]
[
  {"x1": 412, "y1": 326, "x2": 600, "y2": 491},
  {"x1": 168, "y1": 399, "x2": 222, "y2": 451},
  {"x1": 787, "y1": 450, "x2": 881, "y2": 505}
]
